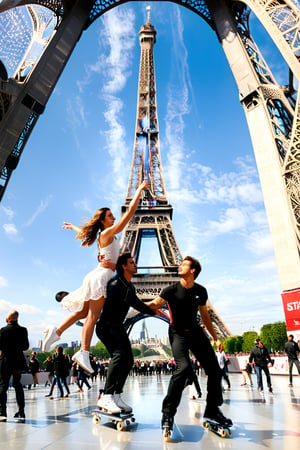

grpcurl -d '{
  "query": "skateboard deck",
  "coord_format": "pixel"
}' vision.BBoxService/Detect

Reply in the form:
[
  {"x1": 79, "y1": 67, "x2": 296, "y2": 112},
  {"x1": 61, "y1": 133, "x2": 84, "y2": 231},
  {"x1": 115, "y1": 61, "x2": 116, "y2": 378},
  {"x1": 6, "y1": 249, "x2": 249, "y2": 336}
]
[
  {"x1": 91, "y1": 409, "x2": 135, "y2": 431},
  {"x1": 203, "y1": 419, "x2": 232, "y2": 438}
]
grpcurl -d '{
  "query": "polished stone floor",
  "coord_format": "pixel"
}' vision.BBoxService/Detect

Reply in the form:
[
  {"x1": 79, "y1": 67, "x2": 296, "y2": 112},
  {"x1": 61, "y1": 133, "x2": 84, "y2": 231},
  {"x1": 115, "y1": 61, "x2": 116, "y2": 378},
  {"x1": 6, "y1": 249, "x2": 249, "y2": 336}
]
[{"x1": 1, "y1": 372, "x2": 300, "y2": 449}]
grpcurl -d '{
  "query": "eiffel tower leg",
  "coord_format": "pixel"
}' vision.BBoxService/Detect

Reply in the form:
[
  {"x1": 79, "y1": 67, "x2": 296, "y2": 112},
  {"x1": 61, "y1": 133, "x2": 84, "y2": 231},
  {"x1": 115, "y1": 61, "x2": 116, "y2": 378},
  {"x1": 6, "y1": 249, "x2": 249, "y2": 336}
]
[
  {"x1": 0, "y1": 1, "x2": 91, "y2": 200},
  {"x1": 209, "y1": 0, "x2": 300, "y2": 292}
]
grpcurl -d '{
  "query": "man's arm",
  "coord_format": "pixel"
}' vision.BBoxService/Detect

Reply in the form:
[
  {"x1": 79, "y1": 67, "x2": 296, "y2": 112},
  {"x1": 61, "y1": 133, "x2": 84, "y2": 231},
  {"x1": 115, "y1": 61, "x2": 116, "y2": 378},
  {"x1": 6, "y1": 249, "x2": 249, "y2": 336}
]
[
  {"x1": 198, "y1": 305, "x2": 219, "y2": 344},
  {"x1": 146, "y1": 296, "x2": 167, "y2": 312}
]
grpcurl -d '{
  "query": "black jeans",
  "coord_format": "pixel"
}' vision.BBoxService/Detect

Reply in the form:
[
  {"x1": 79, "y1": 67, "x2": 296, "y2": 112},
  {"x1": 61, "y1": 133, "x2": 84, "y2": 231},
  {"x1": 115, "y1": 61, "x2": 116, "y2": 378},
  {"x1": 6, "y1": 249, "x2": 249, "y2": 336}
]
[
  {"x1": 96, "y1": 322, "x2": 133, "y2": 395},
  {"x1": 162, "y1": 326, "x2": 223, "y2": 418},
  {"x1": 0, "y1": 359, "x2": 25, "y2": 415},
  {"x1": 288, "y1": 358, "x2": 300, "y2": 384}
]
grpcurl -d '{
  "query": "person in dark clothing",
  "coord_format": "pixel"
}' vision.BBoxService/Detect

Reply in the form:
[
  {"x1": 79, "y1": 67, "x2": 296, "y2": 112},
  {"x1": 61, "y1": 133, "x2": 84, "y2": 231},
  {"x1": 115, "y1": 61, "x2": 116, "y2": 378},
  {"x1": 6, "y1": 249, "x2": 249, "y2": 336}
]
[
  {"x1": 0, "y1": 310, "x2": 29, "y2": 422},
  {"x1": 46, "y1": 346, "x2": 70, "y2": 398},
  {"x1": 29, "y1": 352, "x2": 40, "y2": 387},
  {"x1": 249, "y1": 339, "x2": 273, "y2": 393},
  {"x1": 44, "y1": 356, "x2": 55, "y2": 387},
  {"x1": 147, "y1": 256, "x2": 232, "y2": 431},
  {"x1": 96, "y1": 252, "x2": 157, "y2": 414},
  {"x1": 284, "y1": 334, "x2": 300, "y2": 386}
]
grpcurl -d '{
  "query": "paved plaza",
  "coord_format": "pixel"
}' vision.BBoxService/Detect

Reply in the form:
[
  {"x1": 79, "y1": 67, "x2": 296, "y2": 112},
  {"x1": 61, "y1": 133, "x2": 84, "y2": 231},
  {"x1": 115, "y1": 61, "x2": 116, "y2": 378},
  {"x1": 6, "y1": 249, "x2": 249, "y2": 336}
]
[{"x1": 1, "y1": 372, "x2": 300, "y2": 449}]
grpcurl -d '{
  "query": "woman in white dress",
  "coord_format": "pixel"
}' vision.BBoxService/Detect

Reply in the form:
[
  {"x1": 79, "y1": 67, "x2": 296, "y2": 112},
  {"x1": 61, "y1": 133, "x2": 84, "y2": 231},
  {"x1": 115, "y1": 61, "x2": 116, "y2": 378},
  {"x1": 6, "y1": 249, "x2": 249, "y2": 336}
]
[{"x1": 42, "y1": 181, "x2": 149, "y2": 373}]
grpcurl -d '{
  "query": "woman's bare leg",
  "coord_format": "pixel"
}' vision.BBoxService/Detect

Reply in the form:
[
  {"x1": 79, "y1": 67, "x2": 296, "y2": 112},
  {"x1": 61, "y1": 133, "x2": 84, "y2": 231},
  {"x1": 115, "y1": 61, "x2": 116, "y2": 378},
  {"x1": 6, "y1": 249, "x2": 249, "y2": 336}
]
[
  {"x1": 56, "y1": 302, "x2": 89, "y2": 336},
  {"x1": 81, "y1": 297, "x2": 105, "y2": 351}
]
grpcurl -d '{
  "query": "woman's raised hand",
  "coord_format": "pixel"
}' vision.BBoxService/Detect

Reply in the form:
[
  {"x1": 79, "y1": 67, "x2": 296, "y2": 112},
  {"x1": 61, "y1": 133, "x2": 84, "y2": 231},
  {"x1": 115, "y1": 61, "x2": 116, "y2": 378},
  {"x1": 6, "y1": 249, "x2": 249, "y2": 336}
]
[{"x1": 62, "y1": 222, "x2": 81, "y2": 234}]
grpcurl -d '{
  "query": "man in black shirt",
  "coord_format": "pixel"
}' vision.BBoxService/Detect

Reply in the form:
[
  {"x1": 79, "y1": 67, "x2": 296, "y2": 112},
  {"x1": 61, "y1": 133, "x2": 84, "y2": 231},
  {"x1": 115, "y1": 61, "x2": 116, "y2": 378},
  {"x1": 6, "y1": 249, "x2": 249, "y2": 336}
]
[
  {"x1": 249, "y1": 339, "x2": 273, "y2": 393},
  {"x1": 96, "y1": 252, "x2": 156, "y2": 414},
  {"x1": 148, "y1": 256, "x2": 232, "y2": 430},
  {"x1": 284, "y1": 334, "x2": 300, "y2": 387},
  {"x1": 0, "y1": 310, "x2": 29, "y2": 422}
]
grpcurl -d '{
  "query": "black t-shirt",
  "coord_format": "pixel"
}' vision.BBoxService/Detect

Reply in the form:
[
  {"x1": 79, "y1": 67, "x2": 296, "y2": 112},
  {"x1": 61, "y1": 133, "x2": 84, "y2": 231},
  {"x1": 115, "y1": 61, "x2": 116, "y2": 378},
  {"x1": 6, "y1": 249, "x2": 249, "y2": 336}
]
[{"x1": 160, "y1": 282, "x2": 208, "y2": 331}]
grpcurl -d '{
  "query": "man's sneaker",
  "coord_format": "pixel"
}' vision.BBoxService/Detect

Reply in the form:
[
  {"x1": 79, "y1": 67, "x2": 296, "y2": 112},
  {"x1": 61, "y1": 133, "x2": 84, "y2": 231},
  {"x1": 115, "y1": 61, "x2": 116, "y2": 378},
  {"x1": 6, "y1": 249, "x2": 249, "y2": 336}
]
[
  {"x1": 114, "y1": 393, "x2": 132, "y2": 413},
  {"x1": 73, "y1": 350, "x2": 93, "y2": 374},
  {"x1": 14, "y1": 411, "x2": 25, "y2": 423},
  {"x1": 42, "y1": 326, "x2": 60, "y2": 352},
  {"x1": 97, "y1": 394, "x2": 122, "y2": 414},
  {"x1": 161, "y1": 414, "x2": 174, "y2": 430},
  {"x1": 204, "y1": 407, "x2": 232, "y2": 427},
  {"x1": 0, "y1": 415, "x2": 7, "y2": 422}
]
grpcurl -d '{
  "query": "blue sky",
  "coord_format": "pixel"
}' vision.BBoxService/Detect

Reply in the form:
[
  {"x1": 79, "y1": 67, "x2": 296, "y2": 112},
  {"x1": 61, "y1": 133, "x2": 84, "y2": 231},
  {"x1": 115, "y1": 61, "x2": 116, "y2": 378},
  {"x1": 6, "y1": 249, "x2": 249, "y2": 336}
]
[{"x1": 0, "y1": 2, "x2": 288, "y2": 347}]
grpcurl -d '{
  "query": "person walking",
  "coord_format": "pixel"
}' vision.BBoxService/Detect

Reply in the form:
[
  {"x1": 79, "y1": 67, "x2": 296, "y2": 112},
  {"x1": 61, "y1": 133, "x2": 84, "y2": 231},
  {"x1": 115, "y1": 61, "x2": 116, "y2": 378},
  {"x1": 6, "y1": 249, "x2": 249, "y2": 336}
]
[
  {"x1": 0, "y1": 310, "x2": 29, "y2": 422},
  {"x1": 42, "y1": 181, "x2": 149, "y2": 373},
  {"x1": 216, "y1": 344, "x2": 231, "y2": 391},
  {"x1": 147, "y1": 256, "x2": 232, "y2": 432},
  {"x1": 46, "y1": 346, "x2": 70, "y2": 398},
  {"x1": 29, "y1": 352, "x2": 40, "y2": 387},
  {"x1": 96, "y1": 252, "x2": 157, "y2": 414},
  {"x1": 284, "y1": 334, "x2": 300, "y2": 387},
  {"x1": 249, "y1": 339, "x2": 273, "y2": 395}
]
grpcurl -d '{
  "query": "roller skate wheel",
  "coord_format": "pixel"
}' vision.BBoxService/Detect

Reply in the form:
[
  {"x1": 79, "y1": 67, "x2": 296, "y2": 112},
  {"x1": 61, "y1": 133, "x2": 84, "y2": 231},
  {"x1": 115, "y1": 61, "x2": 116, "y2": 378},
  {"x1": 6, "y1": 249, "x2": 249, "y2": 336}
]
[
  {"x1": 92, "y1": 415, "x2": 100, "y2": 424},
  {"x1": 117, "y1": 421, "x2": 124, "y2": 431},
  {"x1": 203, "y1": 421, "x2": 209, "y2": 429},
  {"x1": 221, "y1": 429, "x2": 227, "y2": 438},
  {"x1": 131, "y1": 417, "x2": 135, "y2": 423}
]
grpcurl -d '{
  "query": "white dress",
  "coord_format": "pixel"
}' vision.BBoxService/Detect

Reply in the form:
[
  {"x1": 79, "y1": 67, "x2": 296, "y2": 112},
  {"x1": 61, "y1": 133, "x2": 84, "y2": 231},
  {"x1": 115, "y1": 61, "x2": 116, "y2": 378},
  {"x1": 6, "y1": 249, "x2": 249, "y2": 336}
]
[{"x1": 61, "y1": 236, "x2": 120, "y2": 312}]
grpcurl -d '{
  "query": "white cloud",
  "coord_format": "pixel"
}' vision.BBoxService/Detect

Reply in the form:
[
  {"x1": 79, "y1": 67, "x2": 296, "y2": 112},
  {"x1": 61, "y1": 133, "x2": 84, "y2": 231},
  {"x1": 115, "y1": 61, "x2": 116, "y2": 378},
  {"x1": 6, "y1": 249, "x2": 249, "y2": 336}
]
[
  {"x1": 0, "y1": 298, "x2": 41, "y2": 315},
  {"x1": 0, "y1": 276, "x2": 8, "y2": 288},
  {"x1": 1, "y1": 205, "x2": 15, "y2": 219},
  {"x1": 245, "y1": 230, "x2": 274, "y2": 256},
  {"x1": 0, "y1": 298, "x2": 12, "y2": 312},
  {"x1": 202, "y1": 208, "x2": 247, "y2": 238},
  {"x1": 23, "y1": 195, "x2": 53, "y2": 227},
  {"x1": 3, "y1": 222, "x2": 18, "y2": 236}
]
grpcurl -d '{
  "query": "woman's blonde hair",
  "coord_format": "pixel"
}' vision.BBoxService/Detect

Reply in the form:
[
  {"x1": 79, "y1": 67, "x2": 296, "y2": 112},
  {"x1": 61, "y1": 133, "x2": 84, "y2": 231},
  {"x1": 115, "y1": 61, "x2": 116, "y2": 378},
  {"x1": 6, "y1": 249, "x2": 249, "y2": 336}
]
[{"x1": 77, "y1": 207, "x2": 110, "y2": 247}]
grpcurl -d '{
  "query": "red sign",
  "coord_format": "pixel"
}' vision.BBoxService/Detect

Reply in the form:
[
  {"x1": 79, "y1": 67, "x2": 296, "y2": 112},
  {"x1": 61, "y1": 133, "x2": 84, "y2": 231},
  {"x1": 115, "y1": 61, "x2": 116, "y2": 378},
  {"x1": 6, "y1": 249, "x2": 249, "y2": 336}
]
[{"x1": 281, "y1": 289, "x2": 300, "y2": 331}]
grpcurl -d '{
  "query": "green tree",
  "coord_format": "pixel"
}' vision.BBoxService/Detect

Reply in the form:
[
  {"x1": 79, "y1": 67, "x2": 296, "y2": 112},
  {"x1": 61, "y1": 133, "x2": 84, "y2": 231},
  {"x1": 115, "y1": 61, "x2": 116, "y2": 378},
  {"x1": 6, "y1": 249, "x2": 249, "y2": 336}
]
[
  {"x1": 222, "y1": 336, "x2": 243, "y2": 354},
  {"x1": 92, "y1": 341, "x2": 110, "y2": 359},
  {"x1": 260, "y1": 324, "x2": 273, "y2": 350},
  {"x1": 242, "y1": 331, "x2": 259, "y2": 352},
  {"x1": 132, "y1": 347, "x2": 141, "y2": 357},
  {"x1": 270, "y1": 321, "x2": 287, "y2": 352}
]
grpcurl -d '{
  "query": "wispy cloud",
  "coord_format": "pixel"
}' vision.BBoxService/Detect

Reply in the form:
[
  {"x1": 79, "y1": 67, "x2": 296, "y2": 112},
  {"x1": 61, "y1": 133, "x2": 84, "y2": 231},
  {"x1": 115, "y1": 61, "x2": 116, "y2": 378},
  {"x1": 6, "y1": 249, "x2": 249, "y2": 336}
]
[
  {"x1": 65, "y1": 95, "x2": 87, "y2": 148},
  {"x1": 0, "y1": 276, "x2": 8, "y2": 288},
  {"x1": 97, "y1": 8, "x2": 136, "y2": 197},
  {"x1": 165, "y1": 6, "x2": 190, "y2": 190},
  {"x1": 1, "y1": 205, "x2": 15, "y2": 219},
  {"x1": 23, "y1": 195, "x2": 53, "y2": 227}
]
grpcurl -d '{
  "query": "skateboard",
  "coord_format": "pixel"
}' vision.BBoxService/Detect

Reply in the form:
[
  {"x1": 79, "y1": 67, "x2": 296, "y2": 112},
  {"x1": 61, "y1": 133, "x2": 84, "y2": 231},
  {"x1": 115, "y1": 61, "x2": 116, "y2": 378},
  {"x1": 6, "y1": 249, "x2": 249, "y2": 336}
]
[
  {"x1": 91, "y1": 409, "x2": 135, "y2": 431},
  {"x1": 203, "y1": 418, "x2": 233, "y2": 438}
]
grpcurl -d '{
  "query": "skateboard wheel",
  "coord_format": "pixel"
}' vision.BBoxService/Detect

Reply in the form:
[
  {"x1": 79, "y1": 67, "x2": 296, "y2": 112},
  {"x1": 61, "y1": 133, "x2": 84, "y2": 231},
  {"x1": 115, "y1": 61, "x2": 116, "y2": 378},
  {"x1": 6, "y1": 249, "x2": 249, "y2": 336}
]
[
  {"x1": 92, "y1": 415, "x2": 100, "y2": 425},
  {"x1": 117, "y1": 421, "x2": 124, "y2": 431}
]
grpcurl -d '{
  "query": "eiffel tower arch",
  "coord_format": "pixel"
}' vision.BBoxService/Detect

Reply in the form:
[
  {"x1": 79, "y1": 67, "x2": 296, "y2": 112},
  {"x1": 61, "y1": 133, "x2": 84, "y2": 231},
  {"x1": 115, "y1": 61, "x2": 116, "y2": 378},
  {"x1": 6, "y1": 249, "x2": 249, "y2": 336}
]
[{"x1": 0, "y1": 1, "x2": 299, "y2": 333}]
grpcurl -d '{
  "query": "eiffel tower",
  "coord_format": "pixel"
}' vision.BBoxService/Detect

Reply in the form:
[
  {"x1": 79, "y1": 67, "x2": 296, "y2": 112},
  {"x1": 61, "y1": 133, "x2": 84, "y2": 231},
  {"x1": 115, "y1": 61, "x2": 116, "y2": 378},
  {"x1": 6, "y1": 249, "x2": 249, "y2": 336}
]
[
  {"x1": 120, "y1": 7, "x2": 231, "y2": 340},
  {"x1": 0, "y1": 1, "x2": 300, "y2": 334}
]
